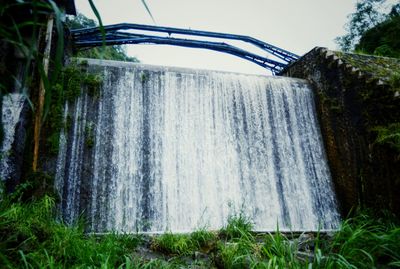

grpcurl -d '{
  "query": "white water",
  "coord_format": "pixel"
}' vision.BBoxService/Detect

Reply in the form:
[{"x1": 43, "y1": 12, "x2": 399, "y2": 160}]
[
  {"x1": 1, "y1": 93, "x2": 25, "y2": 181},
  {"x1": 56, "y1": 59, "x2": 340, "y2": 232}
]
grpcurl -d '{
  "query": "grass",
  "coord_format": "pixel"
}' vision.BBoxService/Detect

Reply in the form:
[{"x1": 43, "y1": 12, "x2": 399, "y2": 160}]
[
  {"x1": 0, "y1": 184, "x2": 143, "y2": 268},
  {"x1": 151, "y1": 233, "x2": 194, "y2": 255},
  {"x1": 220, "y1": 212, "x2": 254, "y2": 240},
  {"x1": 150, "y1": 228, "x2": 217, "y2": 256},
  {"x1": 1, "y1": 183, "x2": 400, "y2": 268},
  {"x1": 190, "y1": 228, "x2": 217, "y2": 250}
]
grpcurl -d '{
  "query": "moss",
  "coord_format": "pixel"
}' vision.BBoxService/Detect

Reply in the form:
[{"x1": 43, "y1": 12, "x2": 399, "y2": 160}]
[
  {"x1": 63, "y1": 65, "x2": 83, "y2": 101},
  {"x1": 389, "y1": 72, "x2": 400, "y2": 91},
  {"x1": 334, "y1": 51, "x2": 400, "y2": 83},
  {"x1": 85, "y1": 121, "x2": 95, "y2": 148},
  {"x1": 83, "y1": 73, "x2": 102, "y2": 98},
  {"x1": 46, "y1": 132, "x2": 62, "y2": 155},
  {"x1": 317, "y1": 91, "x2": 343, "y2": 114},
  {"x1": 65, "y1": 114, "x2": 72, "y2": 131},
  {"x1": 43, "y1": 62, "x2": 102, "y2": 155},
  {"x1": 44, "y1": 83, "x2": 64, "y2": 155},
  {"x1": 372, "y1": 123, "x2": 400, "y2": 152}
]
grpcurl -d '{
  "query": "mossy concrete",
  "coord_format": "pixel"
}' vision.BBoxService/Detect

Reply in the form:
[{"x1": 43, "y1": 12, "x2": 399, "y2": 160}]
[{"x1": 283, "y1": 47, "x2": 400, "y2": 217}]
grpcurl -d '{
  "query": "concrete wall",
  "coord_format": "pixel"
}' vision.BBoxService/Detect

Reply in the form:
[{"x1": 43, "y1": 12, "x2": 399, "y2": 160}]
[{"x1": 283, "y1": 47, "x2": 400, "y2": 216}]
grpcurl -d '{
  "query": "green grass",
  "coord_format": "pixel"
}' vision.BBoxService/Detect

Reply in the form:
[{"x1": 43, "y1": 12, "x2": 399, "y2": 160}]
[
  {"x1": 150, "y1": 228, "x2": 217, "y2": 256},
  {"x1": 217, "y1": 239, "x2": 256, "y2": 269},
  {"x1": 151, "y1": 232, "x2": 194, "y2": 255},
  {"x1": 1, "y1": 185, "x2": 400, "y2": 268},
  {"x1": 190, "y1": 228, "x2": 217, "y2": 250},
  {"x1": 0, "y1": 187, "x2": 143, "y2": 268},
  {"x1": 220, "y1": 212, "x2": 254, "y2": 240}
]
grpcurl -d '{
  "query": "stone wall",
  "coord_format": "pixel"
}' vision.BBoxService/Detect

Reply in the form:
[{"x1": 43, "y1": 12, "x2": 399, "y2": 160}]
[{"x1": 283, "y1": 47, "x2": 400, "y2": 216}]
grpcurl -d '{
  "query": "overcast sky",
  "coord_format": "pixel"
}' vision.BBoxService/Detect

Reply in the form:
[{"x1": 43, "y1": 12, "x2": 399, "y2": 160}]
[{"x1": 73, "y1": 0, "x2": 392, "y2": 75}]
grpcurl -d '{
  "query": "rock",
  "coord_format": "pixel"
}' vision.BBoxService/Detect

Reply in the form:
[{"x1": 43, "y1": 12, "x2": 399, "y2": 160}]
[{"x1": 297, "y1": 251, "x2": 315, "y2": 263}]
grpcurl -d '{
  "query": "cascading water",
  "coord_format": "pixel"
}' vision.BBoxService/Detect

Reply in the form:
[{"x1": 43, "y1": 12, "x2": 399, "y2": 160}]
[
  {"x1": 56, "y1": 59, "x2": 340, "y2": 233},
  {"x1": 1, "y1": 93, "x2": 25, "y2": 182}
]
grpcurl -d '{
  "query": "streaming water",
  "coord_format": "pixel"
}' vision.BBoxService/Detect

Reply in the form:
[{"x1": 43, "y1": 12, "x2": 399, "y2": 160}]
[
  {"x1": 56, "y1": 59, "x2": 340, "y2": 232},
  {"x1": 1, "y1": 93, "x2": 25, "y2": 182}
]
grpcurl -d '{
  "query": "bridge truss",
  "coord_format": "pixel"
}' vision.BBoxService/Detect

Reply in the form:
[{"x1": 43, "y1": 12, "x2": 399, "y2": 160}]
[{"x1": 71, "y1": 23, "x2": 299, "y2": 74}]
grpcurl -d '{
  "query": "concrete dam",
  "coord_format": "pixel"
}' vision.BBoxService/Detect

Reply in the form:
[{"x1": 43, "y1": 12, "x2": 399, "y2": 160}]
[{"x1": 53, "y1": 59, "x2": 340, "y2": 233}]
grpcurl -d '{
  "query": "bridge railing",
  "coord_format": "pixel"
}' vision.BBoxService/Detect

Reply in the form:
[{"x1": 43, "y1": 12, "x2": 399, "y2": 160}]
[{"x1": 71, "y1": 23, "x2": 299, "y2": 74}]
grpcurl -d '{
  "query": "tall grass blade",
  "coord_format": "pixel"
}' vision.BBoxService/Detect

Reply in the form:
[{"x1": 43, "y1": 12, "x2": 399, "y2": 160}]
[
  {"x1": 141, "y1": 0, "x2": 156, "y2": 24},
  {"x1": 389, "y1": 261, "x2": 400, "y2": 267},
  {"x1": 88, "y1": 0, "x2": 105, "y2": 49},
  {"x1": 43, "y1": 0, "x2": 65, "y2": 122},
  {"x1": 18, "y1": 250, "x2": 31, "y2": 269}
]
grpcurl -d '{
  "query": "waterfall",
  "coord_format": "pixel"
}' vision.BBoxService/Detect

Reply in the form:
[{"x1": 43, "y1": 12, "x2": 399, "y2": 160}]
[
  {"x1": 56, "y1": 59, "x2": 340, "y2": 233},
  {"x1": 1, "y1": 93, "x2": 25, "y2": 182}
]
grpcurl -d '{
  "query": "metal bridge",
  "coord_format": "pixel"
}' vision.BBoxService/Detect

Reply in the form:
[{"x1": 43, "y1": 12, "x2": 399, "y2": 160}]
[{"x1": 71, "y1": 23, "x2": 299, "y2": 74}]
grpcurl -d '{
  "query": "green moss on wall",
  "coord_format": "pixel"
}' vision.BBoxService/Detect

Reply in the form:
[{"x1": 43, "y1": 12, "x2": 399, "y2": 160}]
[
  {"x1": 84, "y1": 121, "x2": 95, "y2": 148},
  {"x1": 335, "y1": 51, "x2": 400, "y2": 83},
  {"x1": 43, "y1": 61, "x2": 102, "y2": 155},
  {"x1": 373, "y1": 123, "x2": 400, "y2": 153},
  {"x1": 84, "y1": 73, "x2": 102, "y2": 98},
  {"x1": 283, "y1": 47, "x2": 400, "y2": 216},
  {"x1": 334, "y1": 54, "x2": 400, "y2": 155}
]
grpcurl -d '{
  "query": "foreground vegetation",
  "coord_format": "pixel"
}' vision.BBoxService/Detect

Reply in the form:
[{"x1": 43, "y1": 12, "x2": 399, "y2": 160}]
[
  {"x1": 67, "y1": 13, "x2": 139, "y2": 63},
  {"x1": 0, "y1": 1, "x2": 399, "y2": 268},
  {"x1": 1, "y1": 186, "x2": 399, "y2": 269}
]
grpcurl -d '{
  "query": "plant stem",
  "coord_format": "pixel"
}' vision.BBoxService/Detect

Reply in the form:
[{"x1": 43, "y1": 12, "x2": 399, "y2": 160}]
[{"x1": 33, "y1": 14, "x2": 54, "y2": 171}]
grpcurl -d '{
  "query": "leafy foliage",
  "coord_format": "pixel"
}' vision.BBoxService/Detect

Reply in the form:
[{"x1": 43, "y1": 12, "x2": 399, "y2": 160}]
[
  {"x1": 44, "y1": 60, "x2": 102, "y2": 155},
  {"x1": 0, "y1": 184, "x2": 143, "y2": 268},
  {"x1": 356, "y1": 13, "x2": 400, "y2": 57},
  {"x1": 336, "y1": 0, "x2": 388, "y2": 51},
  {"x1": 67, "y1": 13, "x2": 139, "y2": 62},
  {"x1": 336, "y1": 0, "x2": 400, "y2": 58},
  {"x1": 0, "y1": 0, "x2": 80, "y2": 175},
  {"x1": 373, "y1": 123, "x2": 400, "y2": 152},
  {"x1": 319, "y1": 212, "x2": 400, "y2": 268}
]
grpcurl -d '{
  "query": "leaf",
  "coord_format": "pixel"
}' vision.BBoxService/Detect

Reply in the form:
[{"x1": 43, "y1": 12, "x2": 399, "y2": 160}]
[
  {"x1": 141, "y1": 0, "x2": 156, "y2": 24},
  {"x1": 44, "y1": 1, "x2": 65, "y2": 122},
  {"x1": 87, "y1": 0, "x2": 105, "y2": 48}
]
